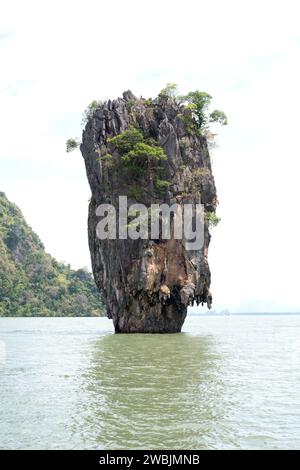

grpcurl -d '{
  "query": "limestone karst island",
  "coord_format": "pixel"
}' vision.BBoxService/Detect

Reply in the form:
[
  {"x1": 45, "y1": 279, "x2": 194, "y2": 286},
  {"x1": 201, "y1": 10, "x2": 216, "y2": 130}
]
[{"x1": 68, "y1": 85, "x2": 227, "y2": 333}]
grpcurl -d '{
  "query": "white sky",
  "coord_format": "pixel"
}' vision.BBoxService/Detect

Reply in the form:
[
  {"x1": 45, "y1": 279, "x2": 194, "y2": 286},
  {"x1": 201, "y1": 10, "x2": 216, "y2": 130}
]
[{"x1": 1, "y1": 0, "x2": 300, "y2": 312}]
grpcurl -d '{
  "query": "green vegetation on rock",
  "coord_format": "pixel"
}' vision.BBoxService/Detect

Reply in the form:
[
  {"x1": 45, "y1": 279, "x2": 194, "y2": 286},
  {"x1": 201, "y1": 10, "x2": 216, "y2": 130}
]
[
  {"x1": 66, "y1": 138, "x2": 80, "y2": 153},
  {"x1": 158, "y1": 84, "x2": 228, "y2": 134},
  {"x1": 182, "y1": 90, "x2": 228, "y2": 130},
  {"x1": 158, "y1": 83, "x2": 179, "y2": 100},
  {"x1": 82, "y1": 99, "x2": 102, "y2": 125},
  {"x1": 0, "y1": 192, "x2": 105, "y2": 317},
  {"x1": 107, "y1": 126, "x2": 170, "y2": 197},
  {"x1": 67, "y1": 84, "x2": 227, "y2": 155},
  {"x1": 205, "y1": 211, "x2": 221, "y2": 228}
]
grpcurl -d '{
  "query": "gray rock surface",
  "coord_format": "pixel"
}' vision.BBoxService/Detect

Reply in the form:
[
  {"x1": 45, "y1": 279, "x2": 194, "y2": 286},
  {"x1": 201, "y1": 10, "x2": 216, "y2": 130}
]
[{"x1": 80, "y1": 91, "x2": 217, "y2": 332}]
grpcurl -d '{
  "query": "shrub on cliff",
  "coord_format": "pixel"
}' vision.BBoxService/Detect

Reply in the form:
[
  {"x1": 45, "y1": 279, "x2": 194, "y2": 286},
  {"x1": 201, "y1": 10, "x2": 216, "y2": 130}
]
[
  {"x1": 107, "y1": 126, "x2": 169, "y2": 197},
  {"x1": 82, "y1": 100, "x2": 102, "y2": 124},
  {"x1": 66, "y1": 138, "x2": 80, "y2": 152},
  {"x1": 182, "y1": 91, "x2": 211, "y2": 127},
  {"x1": 107, "y1": 126, "x2": 144, "y2": 154},
  {"x1": 182, "y1": 91, "x2": 228, "y2": 129},
  {"x1": 205, "y1": 211, "x2": 221, "y2": 228},
  {"x1": 158, "y1": 84, "x2": 228, "y2": 133},
  {"x1": 158, "y1": 83, "x2": 179, "y2": 100}
]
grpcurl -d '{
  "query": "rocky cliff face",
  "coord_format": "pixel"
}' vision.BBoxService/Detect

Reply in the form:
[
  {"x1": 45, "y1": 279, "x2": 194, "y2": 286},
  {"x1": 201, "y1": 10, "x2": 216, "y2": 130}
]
[{"x1": 81, "y1": 91, "x2": 217, "y2": 332}]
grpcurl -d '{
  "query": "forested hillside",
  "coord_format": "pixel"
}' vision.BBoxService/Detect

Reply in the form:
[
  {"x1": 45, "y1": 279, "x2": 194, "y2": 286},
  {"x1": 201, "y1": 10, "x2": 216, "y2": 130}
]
[{"x1": 0, "y1": 192, "x2": 105, "y2": 316}]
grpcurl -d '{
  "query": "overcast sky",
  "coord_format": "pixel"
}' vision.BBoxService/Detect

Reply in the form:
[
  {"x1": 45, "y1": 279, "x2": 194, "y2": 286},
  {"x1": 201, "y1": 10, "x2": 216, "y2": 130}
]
[{"x1": 1, "y1": 0, "x2": 300, "y2": 312}]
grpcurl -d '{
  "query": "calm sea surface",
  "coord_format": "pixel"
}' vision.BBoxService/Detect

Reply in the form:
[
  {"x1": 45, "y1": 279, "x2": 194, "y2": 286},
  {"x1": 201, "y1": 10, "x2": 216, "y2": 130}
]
[{"x1": 0, "y1": 315, "x2": 300, "y2": 450}]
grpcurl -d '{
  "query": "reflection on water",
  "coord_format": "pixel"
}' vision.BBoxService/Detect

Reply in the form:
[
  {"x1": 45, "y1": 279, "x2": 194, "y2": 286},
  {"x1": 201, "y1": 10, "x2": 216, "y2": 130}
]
[
  {"x1": 77, "y1": 333, "x2": 226, "y2": 449},
  {"x1": 1, "y1": 316, "x2": 300, "y2": 449}
]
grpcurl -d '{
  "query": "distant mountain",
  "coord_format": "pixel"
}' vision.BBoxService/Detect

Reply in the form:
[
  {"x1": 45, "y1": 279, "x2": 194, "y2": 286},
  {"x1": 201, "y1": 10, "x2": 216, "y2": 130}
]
[
  {"x1": 0, "y1": 191, "x2": 105, "y2": 316},
  {"x1": 231, "y1": 298, "x2": 300, "y2": 314}
]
